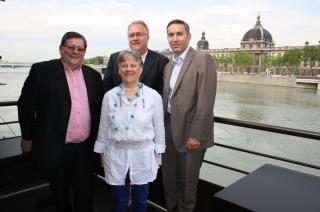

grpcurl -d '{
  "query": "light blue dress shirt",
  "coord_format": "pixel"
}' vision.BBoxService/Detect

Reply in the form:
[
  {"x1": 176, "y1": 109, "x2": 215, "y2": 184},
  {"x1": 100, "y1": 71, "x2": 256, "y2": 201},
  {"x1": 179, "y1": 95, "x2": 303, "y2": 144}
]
[{"x1": 167, "y1": 46, "x2": 190, "y2": 113}]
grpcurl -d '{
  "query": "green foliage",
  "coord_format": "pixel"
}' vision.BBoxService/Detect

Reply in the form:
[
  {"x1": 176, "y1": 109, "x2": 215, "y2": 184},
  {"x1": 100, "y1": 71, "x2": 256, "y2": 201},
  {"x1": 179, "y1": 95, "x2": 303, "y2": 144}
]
[
  {"x1": 213, "y1": 54, "x2": 232, "y2": 67},
  {"x1": 83, "y1": 56, "x2": 104, "y2": 65},
  {"x1": 212, "y1": 46, "x2": 320, "y2": 73},
  {"x1": 261, "y1": 55, "x2": 273, "y2": 69},
  {"x1": 232, "y1": 52, "x2": 255, "y2": 68},
  {"x1": 213, "y1": 52, "x2": 254, "y2": 69},
  {"x1": 282, "y1": 48, "x2": 301, "y2": 69},
  {"x1": 302, "y1": 45, "x2": 320, "y2": 68},
  {"x1": 271, "y1": 55, "x2": 284, "y2": 67}
]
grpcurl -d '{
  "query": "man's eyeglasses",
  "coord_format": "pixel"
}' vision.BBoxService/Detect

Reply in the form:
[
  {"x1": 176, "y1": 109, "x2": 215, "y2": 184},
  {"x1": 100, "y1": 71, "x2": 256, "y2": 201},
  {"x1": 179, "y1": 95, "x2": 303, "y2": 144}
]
[
  {"x1": 63, "y1": 44, "x2": 86, "y2": 53},
  {"x1": 128, "y1": 32, "x2": 148, "y2": 38}
]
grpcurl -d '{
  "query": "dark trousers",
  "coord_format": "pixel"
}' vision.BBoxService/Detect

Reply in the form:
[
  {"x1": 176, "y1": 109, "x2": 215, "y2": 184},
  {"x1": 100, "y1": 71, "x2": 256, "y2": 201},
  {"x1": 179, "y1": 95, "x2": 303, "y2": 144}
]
[
  {"x1": 110, "y1": 171, "x2": 149, "y2": 212},
  {"x1": 162, "y1": 116, "x2": 206, "y2": 212},
  {"x1": 43, "y1": 142, "x2": 94, "y2": 212}
]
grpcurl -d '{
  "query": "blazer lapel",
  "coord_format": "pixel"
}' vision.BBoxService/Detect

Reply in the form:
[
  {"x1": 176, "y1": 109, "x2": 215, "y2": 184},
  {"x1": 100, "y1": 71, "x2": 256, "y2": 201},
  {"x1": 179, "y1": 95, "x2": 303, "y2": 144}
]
[
  {"x1": 163, "y1": 61, "x2": 174, "y2": 110},
  {"x1": 55, "y1": 60, "x2": 71, "y2": 101},
  {"x1": 164, "y1": 61, "x2": 174, "y2": 89},
  {"x1": 82, "y1": 67, "x2": 93, "y2": 112},
  {"x1": 140, "y1": 50, "x2": 154, "y2": 81},
  {"x1": 171, "y1": 48, "x2": 195, "y2": 98}
]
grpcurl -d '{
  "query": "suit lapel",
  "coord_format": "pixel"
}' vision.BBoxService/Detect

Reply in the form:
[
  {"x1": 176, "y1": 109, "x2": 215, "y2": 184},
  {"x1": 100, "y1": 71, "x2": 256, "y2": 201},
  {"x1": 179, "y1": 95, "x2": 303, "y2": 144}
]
[
  {"x1": 164, "y1": 61, "x2": 174, "y2": 92},
  {"x1": 55, "y1": 60, "x2": 71, "y2": 101},
  {"x1": 171, "y1": 48, "x2": 195, "y2": 98},
  {"x1": 82, "y1": 67, "x2": 93, "y2": 112},
  {"x1": 140, "y1": 50, "x2": 154, "y2": 81}
]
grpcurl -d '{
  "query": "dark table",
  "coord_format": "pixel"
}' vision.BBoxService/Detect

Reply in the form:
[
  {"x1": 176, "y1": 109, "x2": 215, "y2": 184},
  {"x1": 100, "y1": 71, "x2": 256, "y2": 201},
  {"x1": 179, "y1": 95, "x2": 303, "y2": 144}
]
[{"x1": 214, "y1": 164, "x2": 320, "y2": 212}]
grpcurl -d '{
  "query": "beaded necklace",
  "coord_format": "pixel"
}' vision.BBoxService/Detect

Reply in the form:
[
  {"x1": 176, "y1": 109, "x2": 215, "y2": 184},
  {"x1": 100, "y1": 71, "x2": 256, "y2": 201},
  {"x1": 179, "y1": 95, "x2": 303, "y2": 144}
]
[{"x1": 110, "y1": 83, "x2": 144, "y2": 132}]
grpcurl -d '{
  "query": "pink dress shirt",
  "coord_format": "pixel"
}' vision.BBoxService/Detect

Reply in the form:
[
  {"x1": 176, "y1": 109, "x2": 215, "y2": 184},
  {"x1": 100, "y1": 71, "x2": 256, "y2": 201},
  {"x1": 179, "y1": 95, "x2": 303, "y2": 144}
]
[{"x1": 63, "y1": 62, "x2": 91, "y2": 143}]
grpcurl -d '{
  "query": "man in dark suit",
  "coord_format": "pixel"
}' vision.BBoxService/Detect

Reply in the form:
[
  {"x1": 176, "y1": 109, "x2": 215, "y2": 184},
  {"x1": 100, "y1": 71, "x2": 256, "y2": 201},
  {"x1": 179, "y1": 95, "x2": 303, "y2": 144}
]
[
  {"x1": 103, "y1": 20, "x2": 169, "y2": 94},
  {"x1": 162, "y1": 19, "x2": 217, "y2": 212},
  {"x1": 18, "y1": 31, "x2": 104, "y2": 212}
]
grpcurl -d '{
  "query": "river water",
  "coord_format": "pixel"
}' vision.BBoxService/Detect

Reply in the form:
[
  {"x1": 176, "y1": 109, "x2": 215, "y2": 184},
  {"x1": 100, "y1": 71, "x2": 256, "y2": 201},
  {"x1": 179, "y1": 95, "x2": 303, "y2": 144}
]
[{"x1": 1, "y1": 67, "x2": 320, "y2": 186}]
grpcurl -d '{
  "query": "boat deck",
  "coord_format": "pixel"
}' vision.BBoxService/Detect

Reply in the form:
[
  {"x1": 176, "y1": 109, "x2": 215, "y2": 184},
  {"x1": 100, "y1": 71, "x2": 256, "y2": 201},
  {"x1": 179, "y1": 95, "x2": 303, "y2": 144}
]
[{"x1": 0, "y1": 151, "x2": 165, "y2": 212}]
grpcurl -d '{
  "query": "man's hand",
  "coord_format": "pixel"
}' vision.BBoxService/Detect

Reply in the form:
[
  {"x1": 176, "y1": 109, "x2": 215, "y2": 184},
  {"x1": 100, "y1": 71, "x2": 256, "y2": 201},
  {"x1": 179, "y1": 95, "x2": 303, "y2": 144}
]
[
  {"x1": 185, "y1": 138, "x2": 201, "y2": 150},
  {"x1": 21, "y1": 139, "x2": 32, "y2": 153}
]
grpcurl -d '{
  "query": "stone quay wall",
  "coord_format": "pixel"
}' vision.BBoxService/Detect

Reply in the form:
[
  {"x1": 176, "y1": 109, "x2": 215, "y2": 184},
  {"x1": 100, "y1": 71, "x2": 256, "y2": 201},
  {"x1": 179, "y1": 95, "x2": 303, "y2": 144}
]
[{"x1": 217, "y1": 74, "x2": 317, "y2": 89}]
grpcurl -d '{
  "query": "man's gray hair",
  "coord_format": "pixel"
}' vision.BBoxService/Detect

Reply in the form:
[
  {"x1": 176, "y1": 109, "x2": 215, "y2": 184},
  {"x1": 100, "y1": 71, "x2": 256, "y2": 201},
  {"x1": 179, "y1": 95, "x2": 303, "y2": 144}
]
[{"x1": 128, "y1": 20, "x2": 149, "y2": 35}]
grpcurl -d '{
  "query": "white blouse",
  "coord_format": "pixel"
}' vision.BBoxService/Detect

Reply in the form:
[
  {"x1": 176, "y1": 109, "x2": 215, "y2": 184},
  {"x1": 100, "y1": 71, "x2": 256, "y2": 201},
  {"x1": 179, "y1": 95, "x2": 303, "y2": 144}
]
[{"x1": 94, "y1": 84, "x2": 165, "y2": 185}]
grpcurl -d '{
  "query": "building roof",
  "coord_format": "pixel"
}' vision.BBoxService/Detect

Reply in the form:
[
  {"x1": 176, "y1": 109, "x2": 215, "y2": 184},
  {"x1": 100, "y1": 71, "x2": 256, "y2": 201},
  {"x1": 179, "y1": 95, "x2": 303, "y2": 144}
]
[{"x1": 242, "y1": 15, "x2": 273, "y2": 43}]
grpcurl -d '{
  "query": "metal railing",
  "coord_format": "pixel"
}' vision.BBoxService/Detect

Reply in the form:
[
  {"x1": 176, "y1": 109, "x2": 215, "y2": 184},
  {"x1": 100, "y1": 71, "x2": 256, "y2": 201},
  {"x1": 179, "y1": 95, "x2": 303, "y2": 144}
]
[{"x1": 1, "y1": 100, "x2": 320, "y2": 174}]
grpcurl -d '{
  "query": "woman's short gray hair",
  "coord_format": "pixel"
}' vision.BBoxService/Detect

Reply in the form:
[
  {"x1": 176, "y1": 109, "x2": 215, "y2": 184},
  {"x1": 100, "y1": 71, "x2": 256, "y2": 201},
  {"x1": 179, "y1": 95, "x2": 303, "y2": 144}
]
[{"x1": 117, "y1": 50, "x2": 143, "y2": 67}]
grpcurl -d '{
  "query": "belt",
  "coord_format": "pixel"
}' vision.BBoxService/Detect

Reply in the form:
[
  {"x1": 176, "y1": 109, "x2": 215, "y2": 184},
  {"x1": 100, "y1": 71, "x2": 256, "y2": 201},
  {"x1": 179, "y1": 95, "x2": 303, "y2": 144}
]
[{"x1": 110, "y1": 140, "x2": 153, "y2": 150}]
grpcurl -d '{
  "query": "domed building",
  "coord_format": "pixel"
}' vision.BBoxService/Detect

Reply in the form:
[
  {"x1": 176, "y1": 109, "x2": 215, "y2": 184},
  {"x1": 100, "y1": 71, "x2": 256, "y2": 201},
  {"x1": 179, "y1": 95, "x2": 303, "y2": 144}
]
[
  {"x1": 205, "y1": 14, "x2": 319, "y2": 75},
  {"x1": 240, "y1": 15, "x2": 274, "y2": 50},
  {"x1": 238, "y1": 15, "x2": 275, "y2": 69}
]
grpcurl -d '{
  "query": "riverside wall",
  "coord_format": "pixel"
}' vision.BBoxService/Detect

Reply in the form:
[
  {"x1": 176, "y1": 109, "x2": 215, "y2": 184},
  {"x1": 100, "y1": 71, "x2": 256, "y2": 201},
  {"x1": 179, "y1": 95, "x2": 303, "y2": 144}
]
[{"x1": 217, "y1": 74, "x2": 317, "y2": 89}]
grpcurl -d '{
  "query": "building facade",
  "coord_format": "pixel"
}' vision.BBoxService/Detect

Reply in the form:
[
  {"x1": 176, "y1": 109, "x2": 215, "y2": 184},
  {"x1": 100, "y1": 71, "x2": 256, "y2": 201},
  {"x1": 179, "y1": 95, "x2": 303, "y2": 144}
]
[
  {"x1": 201, "y1": 15, "x2": 320, "y2": 77},
  {"x1": 159, "y1": 15, "x2": 320, "y2": 77}
]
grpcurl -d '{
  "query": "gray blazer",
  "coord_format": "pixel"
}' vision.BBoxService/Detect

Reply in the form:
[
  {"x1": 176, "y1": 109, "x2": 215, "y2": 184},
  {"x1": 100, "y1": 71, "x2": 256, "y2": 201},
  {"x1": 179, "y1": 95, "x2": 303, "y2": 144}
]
[{"x1": 163, "y1": 47, "x2": 217, "y2": 152}]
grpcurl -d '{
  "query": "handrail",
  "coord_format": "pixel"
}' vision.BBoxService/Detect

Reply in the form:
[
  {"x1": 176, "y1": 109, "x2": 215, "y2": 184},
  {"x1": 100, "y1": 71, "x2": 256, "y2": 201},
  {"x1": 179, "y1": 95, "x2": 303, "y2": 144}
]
[
  {"x1": 1, "y1": 101, "x2": 320, "y2": 172},
  {"x1": 214, "y1": 116, "x2": 320, "y2": 140},
  {"x1": 0, "y1": 121, "x2": 18, "y2": 126},
  {"x1": 0, "y1": 101, "x2": 17, "y2": 107}
]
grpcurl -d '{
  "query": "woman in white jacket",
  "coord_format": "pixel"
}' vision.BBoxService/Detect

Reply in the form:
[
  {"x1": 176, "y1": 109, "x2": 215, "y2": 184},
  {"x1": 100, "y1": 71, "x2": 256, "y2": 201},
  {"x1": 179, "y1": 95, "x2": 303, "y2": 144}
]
[{"x1": 94, "y1": 50, "x2": 165, "y2": 212}]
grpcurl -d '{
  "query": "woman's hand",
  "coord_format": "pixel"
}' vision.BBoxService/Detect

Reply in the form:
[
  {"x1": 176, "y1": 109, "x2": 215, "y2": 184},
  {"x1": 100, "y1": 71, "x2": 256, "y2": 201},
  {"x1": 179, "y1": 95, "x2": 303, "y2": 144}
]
[{"x1": 100, "y1": 154, "x2": 105, "y2": 168}]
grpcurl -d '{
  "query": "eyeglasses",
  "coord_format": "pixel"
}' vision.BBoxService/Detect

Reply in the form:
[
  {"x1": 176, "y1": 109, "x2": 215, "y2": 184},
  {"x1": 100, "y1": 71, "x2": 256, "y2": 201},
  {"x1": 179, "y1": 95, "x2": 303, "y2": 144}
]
[
  {"x1": 63, "y1": 44, "x2": 86, "y2": 53},
  {"x1": 128, "y1": 32, "x2": 148, "y2": 38}
]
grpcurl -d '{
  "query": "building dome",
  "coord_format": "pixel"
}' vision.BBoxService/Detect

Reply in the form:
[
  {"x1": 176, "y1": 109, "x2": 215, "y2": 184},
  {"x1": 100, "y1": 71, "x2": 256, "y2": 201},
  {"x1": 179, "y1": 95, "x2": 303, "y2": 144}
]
[
  {"x1": 242, "y1": 15, "x2": 273, "y2": 42},
  {"x1": 197, "y1": 31, "x2": 209, "y2": 50}
]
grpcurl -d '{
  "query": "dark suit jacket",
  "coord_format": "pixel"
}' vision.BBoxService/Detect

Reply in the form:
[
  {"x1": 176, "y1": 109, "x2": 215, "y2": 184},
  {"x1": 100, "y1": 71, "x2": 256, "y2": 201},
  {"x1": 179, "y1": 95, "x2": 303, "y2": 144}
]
[
  {"x1": 18, "y1": 59, "x2": 104, "y2": 168},
  {"x1": 103, "y1": 49, "x2": 169, "y2": 94},
  {"x1": 163, "y1": 48, "x2": 217, "y2": 152}
]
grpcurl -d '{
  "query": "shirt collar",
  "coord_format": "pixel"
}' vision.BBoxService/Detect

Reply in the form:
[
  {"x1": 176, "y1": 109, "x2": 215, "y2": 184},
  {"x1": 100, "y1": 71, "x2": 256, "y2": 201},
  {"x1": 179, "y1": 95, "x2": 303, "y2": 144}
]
[
  {"x1": 128, "y1": 49, "x2": 148, "y2": 63},
  {"x1": 141, "y1": 50, "x2": 148, "y2": 63},
  {"x1": 172, "y1": 46, "x2": 190, "y2": 65},
  {"x1": 61, "y1": 59, "x2": 82, "y2": 72}
]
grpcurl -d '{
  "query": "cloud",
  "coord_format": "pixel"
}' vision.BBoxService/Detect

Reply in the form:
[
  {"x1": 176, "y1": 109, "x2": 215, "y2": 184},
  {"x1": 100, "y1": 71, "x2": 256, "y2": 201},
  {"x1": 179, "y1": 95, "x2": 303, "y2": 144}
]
[{"x1": 0, "y1": 0, "x2": 319, "y2": 62}]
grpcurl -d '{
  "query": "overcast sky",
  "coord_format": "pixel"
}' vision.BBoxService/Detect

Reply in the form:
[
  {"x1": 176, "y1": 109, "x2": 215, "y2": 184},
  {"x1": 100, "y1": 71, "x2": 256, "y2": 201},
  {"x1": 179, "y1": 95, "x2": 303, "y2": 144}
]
[{"x1": 0, "y1": 0, "x2": 319, "y2": 62}]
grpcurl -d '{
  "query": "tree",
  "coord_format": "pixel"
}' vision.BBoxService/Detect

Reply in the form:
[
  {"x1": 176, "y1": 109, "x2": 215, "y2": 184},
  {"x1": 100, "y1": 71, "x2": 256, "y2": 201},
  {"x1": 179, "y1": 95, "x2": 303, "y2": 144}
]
[
  {"x1": 282, "y1": 49, "x2": 301, "y2": 75},
  {"x1": 302, "y1": 45, "x2": 320, "y2": 76},
  {"x1": 231, "y1": 52, "x2": 255, "y2": 73},
  {"x1": 261, "y1": 55, "x2": 273, "y2": 74},
  {"x1": 213, "y1": 54, "x2": 233, "y2": 72},
  {"x1": 83, "y1": 56, "x2": 104, "y2": 65}
]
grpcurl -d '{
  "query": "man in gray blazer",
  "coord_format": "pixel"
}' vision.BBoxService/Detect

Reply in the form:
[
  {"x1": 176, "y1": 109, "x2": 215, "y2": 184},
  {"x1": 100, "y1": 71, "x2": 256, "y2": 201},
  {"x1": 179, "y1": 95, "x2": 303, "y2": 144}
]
[
  {"x1": 162, "y1": 19, "x2": 217, "y2": 212},
  {"x1": 103, "y1": 20, "x2": 169, "y2": 94}
]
